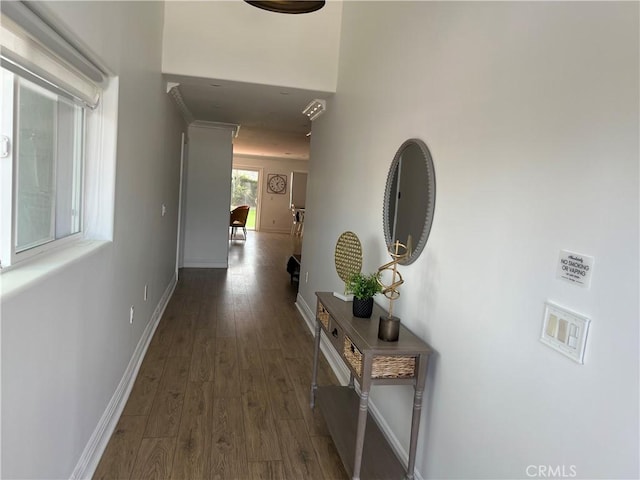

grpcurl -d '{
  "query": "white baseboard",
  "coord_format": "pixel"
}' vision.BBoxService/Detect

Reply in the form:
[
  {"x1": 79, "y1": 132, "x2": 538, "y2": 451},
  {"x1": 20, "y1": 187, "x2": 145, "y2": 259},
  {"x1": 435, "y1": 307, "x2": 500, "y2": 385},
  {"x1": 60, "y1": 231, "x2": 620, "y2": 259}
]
[
  {"x1": 183, "y1": 261, "x2": 227, "y2": 268},
  {"x1": 295, "y1": 293, "x2": 425, "y2": 480},
  {"x1": 70, "y1": 273, "x2": 177, "y2": 480},
  {"x1": 259, "y1": 227, "x2": 290, "y2": 234}
]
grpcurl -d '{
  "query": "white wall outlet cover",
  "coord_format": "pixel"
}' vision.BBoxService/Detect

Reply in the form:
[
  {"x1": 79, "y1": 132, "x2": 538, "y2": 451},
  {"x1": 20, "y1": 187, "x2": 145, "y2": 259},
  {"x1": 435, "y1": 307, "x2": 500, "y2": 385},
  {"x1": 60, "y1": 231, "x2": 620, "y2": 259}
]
[{"x1": 540, "y1": 301, "x2": 590, "y2": 364}]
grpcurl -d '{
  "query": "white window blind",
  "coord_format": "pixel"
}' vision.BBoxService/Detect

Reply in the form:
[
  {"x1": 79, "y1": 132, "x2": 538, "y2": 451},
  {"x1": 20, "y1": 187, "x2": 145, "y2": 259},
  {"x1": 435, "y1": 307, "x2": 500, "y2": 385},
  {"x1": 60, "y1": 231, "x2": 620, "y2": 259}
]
[{"x1": 0, "y1": 1, "x2": 105, "y2": 108}]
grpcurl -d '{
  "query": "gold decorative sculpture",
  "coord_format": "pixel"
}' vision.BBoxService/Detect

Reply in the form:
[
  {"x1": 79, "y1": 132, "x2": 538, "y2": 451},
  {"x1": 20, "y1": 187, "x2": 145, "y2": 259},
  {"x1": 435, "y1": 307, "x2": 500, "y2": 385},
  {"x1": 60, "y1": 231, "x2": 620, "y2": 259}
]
[
  {"x1": 377, "y1": 241, "x2": 409, "y2": 341},
  {"x1": 334, "y1": 231, "x2": 363, "y2": 301}
]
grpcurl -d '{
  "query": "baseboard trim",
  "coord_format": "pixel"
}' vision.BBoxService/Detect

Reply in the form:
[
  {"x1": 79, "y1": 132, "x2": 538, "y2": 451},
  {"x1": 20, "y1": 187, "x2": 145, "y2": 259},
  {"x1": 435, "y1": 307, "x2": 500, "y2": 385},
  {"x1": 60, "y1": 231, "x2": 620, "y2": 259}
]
[
  {"x1": 259, "y1": 227, "x2": 290, "y2": 234},
  {"x1": 183, "y1": 261, "x2": 228, "y2": 268},
  {"x1": 294, "y1": 293, "x2": 425, "y2": 480},
  {"x1": 70, "y1": 273, "x2": 177, "y2": 480}
]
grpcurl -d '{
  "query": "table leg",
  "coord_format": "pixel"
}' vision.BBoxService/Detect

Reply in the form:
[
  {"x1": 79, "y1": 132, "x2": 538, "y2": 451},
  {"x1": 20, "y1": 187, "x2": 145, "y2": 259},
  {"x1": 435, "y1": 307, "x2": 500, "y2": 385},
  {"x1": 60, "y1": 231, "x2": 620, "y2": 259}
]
[
  {"x1": 352, "y1": 388, "x2": 370, "y2": 480},
  {"x1": 405, "y1": 387, "x2": 424, "y2": 480},
  {"x1": 310, "y1": 321, "x2": 321, "y2": 408}
]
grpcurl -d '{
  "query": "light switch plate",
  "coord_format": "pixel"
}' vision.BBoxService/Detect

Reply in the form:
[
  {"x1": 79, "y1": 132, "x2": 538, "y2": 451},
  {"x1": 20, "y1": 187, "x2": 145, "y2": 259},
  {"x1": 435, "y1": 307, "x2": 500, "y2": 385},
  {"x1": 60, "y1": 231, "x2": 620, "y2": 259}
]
[{"x1": 540, "y1": 301, "x2": 590, "y2": 364}]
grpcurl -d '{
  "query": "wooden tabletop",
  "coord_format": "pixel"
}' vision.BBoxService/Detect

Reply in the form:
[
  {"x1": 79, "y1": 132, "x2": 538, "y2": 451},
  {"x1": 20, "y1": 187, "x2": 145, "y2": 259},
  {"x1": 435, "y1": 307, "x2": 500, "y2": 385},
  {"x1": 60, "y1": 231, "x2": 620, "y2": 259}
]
[{"x1": 316, "y1": 292, "x2": 432, "y2": 356}]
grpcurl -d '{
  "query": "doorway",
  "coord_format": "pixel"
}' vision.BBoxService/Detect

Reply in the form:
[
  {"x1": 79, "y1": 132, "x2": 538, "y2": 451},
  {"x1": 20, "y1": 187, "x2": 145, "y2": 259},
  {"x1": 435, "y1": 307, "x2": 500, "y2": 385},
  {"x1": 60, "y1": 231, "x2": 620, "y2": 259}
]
[{"x1": 231, "y1": 167, "x2": 260, "y2": 230}]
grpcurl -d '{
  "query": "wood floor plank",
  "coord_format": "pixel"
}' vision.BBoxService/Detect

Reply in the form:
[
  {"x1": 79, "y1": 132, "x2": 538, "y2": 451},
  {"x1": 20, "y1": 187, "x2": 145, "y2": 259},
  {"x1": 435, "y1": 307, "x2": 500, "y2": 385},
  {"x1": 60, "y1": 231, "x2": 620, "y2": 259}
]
[
  {"x1": 276, "y1": 323, "x2": 311, "y2": 360},
  {"x1": 293, "y1": 378, "x2": 331, "y2": 438},
  {"x1": 232, "y1": 292, "x2": 252, "y2": 311},
  {"x1": 210, "y1": 397, "x2": 249, "y2": 480},
  {"x1": 145, "y1": 355, "x2": 190, "y2": 438},
  {"x1": 310, "y1": 435, "x2": 349, "y2": 480},
  {"x1": 216, "y1": 303, "x2": 237, "y2": 338},
  {"x1": 170, "y1": 381, "x2": 213, "y2": 480},
  {"x1": 195, "y1": 294, "x2": 217, "y2": 332},
  {"x1": 284, "y1": 355, "x2": 333, "y2": 437},
  {"x1": 168, "y1": 313, "x2": 196, "y2": 358},
  {"x1": 237, "y1": 332, "x2": 266, "y2": 395},
  {"x1": 286, "y1": 351, "x2": 336, "y2": 392},
  {"x1": 237, "y1": 330, "x2": 261, "y2": 369},
  {"x1": 123, "y1": 355, "x2": 166, "y2": 416},
  {"x1": 189, "y1": 329, "x2": 216, "y2": 382},
  {"x1": 129, "y1": 437, "x2": 176, "y2": 480},
  {"x1": 261, "y1": 348, "x2": 302, "y2": 420},
  {"x1": 240, "y1": 364, "x2": 267, "y2": 397},
  {"x1": 213, "y1": 337, "x2": 240, "y2": 398},
  {"x1": 276, "y1": 418, "x2": 324, "y2": 480},
  {"x1": 163, "y1": 295, "x2": 186, "y2": 319},
  {"x1": 146, "y1": 318, "x2": 175, "y2": 364},
  {"x1": 93, "y1": 415, "x2": 146, "y2": 480},
  {"x1": 242, "y1": 388, "x2": 282, "y2": 462},
  {"x1": 282, "y1": 342, "x2": 311, "y2": 384},
  {"x1": 251, "y1": 312, "x2": 282, "y2": 350},
  {"x1": 234, "y1": 306, "x2": 257, "y2": 340},
  {"x1": 248, "y1": 461, "x2": 285, "y2": 480},
  {"x1": 318, "y1": 355, "x2": 341, "y2": 387},
  {"x1": 183, "y1": 279, "x2": 204, "y2": 314},
  {"x1": 184, "y1": 298, "x2": 202, "y2": 316}
]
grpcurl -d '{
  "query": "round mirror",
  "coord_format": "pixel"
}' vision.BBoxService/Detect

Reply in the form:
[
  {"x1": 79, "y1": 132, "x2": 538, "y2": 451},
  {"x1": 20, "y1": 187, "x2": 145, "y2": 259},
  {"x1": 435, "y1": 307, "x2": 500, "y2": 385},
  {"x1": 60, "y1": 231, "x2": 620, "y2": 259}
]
[{"x1": 383, "y1": 138, "x2": 436, "y2": 265}]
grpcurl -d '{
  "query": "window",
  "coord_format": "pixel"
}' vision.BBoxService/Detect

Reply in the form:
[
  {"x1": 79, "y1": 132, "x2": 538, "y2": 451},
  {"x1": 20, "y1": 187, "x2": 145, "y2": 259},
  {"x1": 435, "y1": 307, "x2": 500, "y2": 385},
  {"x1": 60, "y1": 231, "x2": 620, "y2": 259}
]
[
  {"x1": 0, "y1": 2, "x2": 105, "y2": 268},
  {"x1": 5, "y1": 68, "x2": 85, "y2": 253}
]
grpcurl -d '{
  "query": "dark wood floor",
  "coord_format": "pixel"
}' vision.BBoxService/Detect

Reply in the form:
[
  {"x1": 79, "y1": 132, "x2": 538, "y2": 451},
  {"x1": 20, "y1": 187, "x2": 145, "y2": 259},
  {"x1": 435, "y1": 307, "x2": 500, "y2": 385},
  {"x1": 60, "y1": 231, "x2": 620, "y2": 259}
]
[{"x1": 94, "y1": 232, "x2": 347, "y2": 480}]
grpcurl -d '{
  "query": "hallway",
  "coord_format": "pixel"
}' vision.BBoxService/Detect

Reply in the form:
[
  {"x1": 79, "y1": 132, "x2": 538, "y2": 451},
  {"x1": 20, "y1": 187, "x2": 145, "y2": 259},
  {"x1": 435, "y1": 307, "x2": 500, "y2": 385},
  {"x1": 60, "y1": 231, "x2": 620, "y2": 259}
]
[{"x1": 94, "y1": 232, "x2": 347, "y2": 479}]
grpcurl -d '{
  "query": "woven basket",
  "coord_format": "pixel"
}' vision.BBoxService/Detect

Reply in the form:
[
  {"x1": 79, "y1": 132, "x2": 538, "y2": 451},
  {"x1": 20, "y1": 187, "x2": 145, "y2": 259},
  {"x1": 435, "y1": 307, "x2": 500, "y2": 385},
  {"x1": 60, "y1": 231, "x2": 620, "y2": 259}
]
[
  {"x1": 343, "y1": 336, "x2": 416, "y2": 379},
  {"x1": 317, "y1": 302, "x2": 330, "y2": 330},
  {"x1": 343, "y1": 336, "x2": 362, "y2": 376},
  {"x1": 371, "y1": 356, "x2": 416, "y2": 379}
]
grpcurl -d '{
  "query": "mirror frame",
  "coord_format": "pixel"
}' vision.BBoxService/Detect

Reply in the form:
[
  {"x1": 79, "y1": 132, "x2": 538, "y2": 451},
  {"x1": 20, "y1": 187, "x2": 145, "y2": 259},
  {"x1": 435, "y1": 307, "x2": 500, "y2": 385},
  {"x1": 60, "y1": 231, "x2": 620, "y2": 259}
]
[{"x1": 382, "y1": 138, "x2": 436, "y2": 266}]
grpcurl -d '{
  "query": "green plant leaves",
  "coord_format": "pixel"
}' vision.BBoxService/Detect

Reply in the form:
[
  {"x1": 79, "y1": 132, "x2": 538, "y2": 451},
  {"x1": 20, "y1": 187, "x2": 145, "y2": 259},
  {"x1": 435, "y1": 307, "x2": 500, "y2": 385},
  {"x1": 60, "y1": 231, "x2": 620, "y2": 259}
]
[{"x1": 345, "y1": 272, "x2": 382, "y2": 300}]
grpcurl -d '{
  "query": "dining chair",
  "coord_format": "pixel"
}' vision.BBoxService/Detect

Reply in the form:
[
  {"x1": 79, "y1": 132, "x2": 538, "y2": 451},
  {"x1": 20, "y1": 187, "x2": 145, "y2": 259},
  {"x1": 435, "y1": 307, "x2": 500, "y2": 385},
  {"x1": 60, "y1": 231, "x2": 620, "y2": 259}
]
[{"x1": 230, "y1": 205, "x2": 250, "y2": 239}]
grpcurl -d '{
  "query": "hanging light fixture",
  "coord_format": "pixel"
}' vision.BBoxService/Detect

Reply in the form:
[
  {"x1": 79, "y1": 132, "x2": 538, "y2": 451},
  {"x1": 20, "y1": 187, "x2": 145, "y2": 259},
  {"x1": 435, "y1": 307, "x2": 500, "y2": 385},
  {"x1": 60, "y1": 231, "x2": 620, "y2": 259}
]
[
  {"x1": 244, "y1": 1, "x2": 325, "y2": 14},
  {"x1": 302, "y1": 99, "x2": 326, "y2": 121}
]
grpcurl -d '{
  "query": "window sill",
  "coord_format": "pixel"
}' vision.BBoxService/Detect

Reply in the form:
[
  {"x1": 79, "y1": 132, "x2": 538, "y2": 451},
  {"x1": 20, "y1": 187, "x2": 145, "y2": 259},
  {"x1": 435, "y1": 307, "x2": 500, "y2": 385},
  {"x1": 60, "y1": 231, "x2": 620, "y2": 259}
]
[{"x1": 0, "y1": 239, "x2": 110, "y2": 302}]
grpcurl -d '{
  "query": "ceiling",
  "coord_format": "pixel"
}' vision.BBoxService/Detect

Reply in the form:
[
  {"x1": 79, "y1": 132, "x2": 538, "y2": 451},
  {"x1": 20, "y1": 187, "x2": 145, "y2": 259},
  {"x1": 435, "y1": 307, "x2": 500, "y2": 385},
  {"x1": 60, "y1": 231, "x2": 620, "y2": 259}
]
[{"x1": 164, "y1": 74, "x2": 331, "y2": 160}]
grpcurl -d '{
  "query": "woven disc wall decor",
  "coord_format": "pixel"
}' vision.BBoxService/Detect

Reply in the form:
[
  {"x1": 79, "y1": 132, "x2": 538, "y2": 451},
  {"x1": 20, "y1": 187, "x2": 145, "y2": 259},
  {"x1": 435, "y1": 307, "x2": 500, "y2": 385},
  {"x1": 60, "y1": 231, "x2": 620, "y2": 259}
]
[{"x1": 335, "y1": 231, "x2": 363, "y2": 283}]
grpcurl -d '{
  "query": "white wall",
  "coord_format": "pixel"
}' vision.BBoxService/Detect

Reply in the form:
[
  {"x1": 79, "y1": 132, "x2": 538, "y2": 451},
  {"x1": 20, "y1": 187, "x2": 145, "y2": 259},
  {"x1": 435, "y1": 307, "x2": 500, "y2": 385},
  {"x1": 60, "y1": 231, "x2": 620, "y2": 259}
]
[
  {"x1": 0, "y1": 2, "x2": 185, "y2": 478},
  {"x1": 299, "y1": 2, "x2": 639, "y2": 479},
  {"x1": 183, "y1": 125, "x2": 234, "y2": 267},
  {"x1": 291, "y1": 171, "x2": 308, "y2": 209},
  {"x1": 234, "y1": 154, "x2": 308, "y2": 233},
  {"x1": 162, "y1": 0, "x2": 342, "y2": 92}
]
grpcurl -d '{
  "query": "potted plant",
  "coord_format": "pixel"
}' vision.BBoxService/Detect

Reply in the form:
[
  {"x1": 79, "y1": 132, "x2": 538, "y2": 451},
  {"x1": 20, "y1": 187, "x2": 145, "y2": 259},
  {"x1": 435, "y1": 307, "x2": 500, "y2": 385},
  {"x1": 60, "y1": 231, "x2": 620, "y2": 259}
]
[{"x1": 346, "y1": 272, "x2": 382, "y2": 318}]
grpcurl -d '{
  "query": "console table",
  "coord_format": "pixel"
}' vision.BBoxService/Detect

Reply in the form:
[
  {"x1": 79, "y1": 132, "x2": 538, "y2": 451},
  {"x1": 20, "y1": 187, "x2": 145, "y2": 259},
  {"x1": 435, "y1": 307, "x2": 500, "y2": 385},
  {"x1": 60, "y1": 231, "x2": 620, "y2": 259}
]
[{"x1": 310, "y1": 292, "x2": 432, "y2": 480}]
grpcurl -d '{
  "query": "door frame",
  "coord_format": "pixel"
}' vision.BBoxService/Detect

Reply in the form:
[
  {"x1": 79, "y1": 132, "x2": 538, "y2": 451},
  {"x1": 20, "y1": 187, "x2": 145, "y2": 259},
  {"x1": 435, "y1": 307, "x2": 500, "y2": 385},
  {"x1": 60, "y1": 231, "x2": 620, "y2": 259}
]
[{"x1": 176, "y1": 132, "x2": 187, "y2": 273}]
